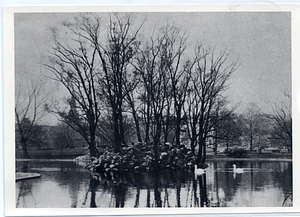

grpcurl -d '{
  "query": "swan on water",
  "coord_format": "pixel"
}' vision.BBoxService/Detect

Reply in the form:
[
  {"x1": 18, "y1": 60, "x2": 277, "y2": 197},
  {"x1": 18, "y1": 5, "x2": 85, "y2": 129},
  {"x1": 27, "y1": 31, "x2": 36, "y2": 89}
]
[
  {"x1": 233, "y1": 164, "x2": 244, "y2": 173},
  {"x1": 194, "y1": 165, "x2": 205, "y2": 175}
]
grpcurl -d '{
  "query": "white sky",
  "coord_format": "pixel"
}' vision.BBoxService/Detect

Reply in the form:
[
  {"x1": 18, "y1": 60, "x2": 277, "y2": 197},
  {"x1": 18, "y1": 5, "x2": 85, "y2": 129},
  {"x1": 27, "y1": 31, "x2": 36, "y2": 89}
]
[{"x1": 14, "y1": 11, "x2": 291, "y2": 125}]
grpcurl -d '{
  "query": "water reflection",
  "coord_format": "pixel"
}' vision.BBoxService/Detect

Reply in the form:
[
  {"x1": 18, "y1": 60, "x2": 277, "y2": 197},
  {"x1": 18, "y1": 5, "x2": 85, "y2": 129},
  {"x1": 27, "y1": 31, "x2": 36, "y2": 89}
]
[
  {"x1": 16, "y1": 160, "x2": 292, "y2": 208},
  {"x1": 16, "y1": 178, "x2": 37, "y2": 207}
]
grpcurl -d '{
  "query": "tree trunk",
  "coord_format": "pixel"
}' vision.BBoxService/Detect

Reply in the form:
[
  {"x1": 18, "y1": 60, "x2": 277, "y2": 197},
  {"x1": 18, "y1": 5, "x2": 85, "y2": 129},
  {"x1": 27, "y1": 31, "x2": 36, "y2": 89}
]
[
  {"x1": 175, "y1": 109, "x2": 181, "y2": 147},
  {"x1": 89, "y1": 131, "x2": 99, "y2": 157},
  {"x1": 190, "y1": 124, "x2": 197, "y2": 155},
  {"x1": 144, "y1": 104, "x2": 150, "y2": 143},
  {"x1": 214, "y1": 143, "x2": 218, "y2": 155},
  {"x1": 113, "y1": 112, "x2": 121, "y2": 153},
  {"x1": 163, "y1": 112, "x2": 170, "y2": 143},
  {"x1": 153, "y1": 117, "x2": 162, "y2": 165},
  {"x1": 196, "y1": 139, "x2": 203, "y2": 165},
  {"x1": 250, "y1": 133, "x2": 253, "y2": 151},
  {"x1": 214, "y1": 130, "x2": 218, "y2": 155},
  {"x1": 191, "y1": 140, "x2": 195, "y2": 155},
  {"x1": 197, "y1": 115, "x2": 204, "y2": 164},
  {"x1": 163, "y1": 103, "x2": 171, "y2": 143},
  {"x1": 89, "y1": 125, "x2": 99, "y2": 157},
  {"x1": 131, "y1": 105, "x2": 142, "y2": 143},
  {"x1": 249, "y1": 122, "x2": 253, "y2": 151},
  {"x1": 119, "y1": 109, "x2": 126, "y2": 146},
  {"x1": 201, "y1": 138, "x2": 206, "y2": 164},
  {"x1": 21, "y1": 138, "x2": 30, "y2": 159}
]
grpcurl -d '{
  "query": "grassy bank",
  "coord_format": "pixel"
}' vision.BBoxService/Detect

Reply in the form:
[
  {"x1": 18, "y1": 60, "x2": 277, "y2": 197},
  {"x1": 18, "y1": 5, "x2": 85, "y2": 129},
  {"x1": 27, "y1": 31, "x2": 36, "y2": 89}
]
[
  {"x1": 206, "y1": 153, "x2": 292, "y2": 161},
  {"x1": 16, "y1": 147, "x2": 89, "y2": 159}
]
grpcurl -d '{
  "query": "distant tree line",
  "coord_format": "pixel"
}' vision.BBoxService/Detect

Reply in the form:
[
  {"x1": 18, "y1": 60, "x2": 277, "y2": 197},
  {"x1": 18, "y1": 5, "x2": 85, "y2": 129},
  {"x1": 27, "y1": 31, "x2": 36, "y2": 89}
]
[{"x1": 15, "y1": 122, "x2": 86, "y2": 150}]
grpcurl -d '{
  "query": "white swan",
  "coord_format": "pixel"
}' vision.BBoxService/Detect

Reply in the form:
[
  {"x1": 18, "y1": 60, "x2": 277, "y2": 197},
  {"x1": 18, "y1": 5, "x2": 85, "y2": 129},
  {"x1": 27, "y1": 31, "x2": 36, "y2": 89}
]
[
  {"x1": 233, "y1": 164, "x2": 244, "y2": 173},
  {"x1": 194, "y1": 165, "x2": 205, "y2": 175}
]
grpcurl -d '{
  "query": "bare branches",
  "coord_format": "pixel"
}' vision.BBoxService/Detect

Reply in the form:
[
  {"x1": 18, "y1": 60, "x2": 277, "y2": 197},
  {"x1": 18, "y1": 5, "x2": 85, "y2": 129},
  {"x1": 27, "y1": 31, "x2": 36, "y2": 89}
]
[
  {"x1": 44, "y1": 13, "x2": 239, "y2": 161},
  {"x1": 45, "y1": 15, "x2": 104, "y2": 157},
  {"x1": 45, "y1": 13, "x2": 144, "y2": 154},
  {"x1": 264, "y1": 93, "x2": 292, "y2": 150},
  {"x1": 15, "y1": 78, "x2": 49, "y2": 158},
  {"x1": 182, "y1": 45, "x2": 238, "y2": 162}
]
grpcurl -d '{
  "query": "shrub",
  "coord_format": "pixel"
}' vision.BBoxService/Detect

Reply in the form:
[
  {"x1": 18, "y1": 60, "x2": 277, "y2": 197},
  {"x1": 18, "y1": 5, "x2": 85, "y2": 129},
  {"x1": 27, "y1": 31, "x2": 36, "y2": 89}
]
[
  {"x1": 83, "y1": 142, "x2": 196, "y2": 173},
  {"x1": 225, "y1": 147, "x2": 247, "y2": 158}
]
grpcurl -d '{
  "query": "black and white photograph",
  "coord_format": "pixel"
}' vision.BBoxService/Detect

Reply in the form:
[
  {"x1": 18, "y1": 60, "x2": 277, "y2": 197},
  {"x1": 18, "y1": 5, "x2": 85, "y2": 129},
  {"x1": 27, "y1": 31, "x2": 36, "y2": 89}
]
[{"x1": 3, "y1": 4, "x2": 300, "y2": 216}]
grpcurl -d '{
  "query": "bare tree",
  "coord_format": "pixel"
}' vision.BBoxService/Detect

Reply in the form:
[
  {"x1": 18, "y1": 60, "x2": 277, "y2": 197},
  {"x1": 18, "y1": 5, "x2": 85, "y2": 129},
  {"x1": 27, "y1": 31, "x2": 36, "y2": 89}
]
[
  {"x1": 45, "y1": 18, "x2": 101, "y2": 157},
  {"x1": 123, "y1": 77, "x2": 143, "y2": 143},
  {"x1": 184, "y1": 81, "x2": 202, "y2": 155},
  {"x1": 185, "y1": 45, "x2": 237, "y2": 164},
  {"x1": 133, "y1": 38, "x2": 155, "y2": 144},
  {"x1": 46, "y1": 13, "x2": 145, "y2": 154},
  {"x1": 15, "y1": 79, "x2": 48, "y2": 158},
  {"x1": 242, "y1": 103, "x2": 270, "y2": 151},
  {"x1": 53, "y1": 122, "x2": 85, "y2": 151},
  {"x1": 265, "y1": 92, "x2": 292, "y2": 151},
  {"x1": 211, "y1": 101, "x2": 243, "y2": 153},
  {"x1": 242, "y1": 103, "x2": 259, "y2": 151},
  {"x1": 160, "y1": 26, "x2": 191, "y2": 146},
  {"x1": 77, "y1": 14, "x2": 143, "y2": 152},
  {"x1": 134, "y1": 30, "x2": 175, "y2": 162}
]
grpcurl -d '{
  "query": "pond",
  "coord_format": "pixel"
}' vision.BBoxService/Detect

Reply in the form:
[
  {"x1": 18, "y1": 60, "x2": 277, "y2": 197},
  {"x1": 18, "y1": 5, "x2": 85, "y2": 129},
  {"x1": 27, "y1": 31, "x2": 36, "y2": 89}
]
[{"x1": 16, "y1": 160, "x2": 292, "y2": 208}]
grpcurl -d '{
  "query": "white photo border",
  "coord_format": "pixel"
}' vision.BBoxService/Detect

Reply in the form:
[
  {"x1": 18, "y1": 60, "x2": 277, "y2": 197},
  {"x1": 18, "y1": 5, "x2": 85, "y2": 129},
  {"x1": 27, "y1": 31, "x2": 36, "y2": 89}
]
[{"x1": 3, "y1": 4, "x2": 300, "y2": 216}]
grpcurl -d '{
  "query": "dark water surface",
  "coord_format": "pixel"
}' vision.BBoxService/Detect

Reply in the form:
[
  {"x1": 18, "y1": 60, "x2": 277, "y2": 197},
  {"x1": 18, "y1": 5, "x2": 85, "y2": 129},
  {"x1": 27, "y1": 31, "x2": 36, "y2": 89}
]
[{"x1": 16, "y1": 160, "x2": 292, "y2": 208}]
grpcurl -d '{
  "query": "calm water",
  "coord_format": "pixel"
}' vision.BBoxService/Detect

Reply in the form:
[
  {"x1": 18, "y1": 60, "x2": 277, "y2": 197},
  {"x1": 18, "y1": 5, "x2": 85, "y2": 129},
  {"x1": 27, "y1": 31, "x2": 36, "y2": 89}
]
[{"x1": 16, "y1": 160, "x2": 292, "y2": 208}]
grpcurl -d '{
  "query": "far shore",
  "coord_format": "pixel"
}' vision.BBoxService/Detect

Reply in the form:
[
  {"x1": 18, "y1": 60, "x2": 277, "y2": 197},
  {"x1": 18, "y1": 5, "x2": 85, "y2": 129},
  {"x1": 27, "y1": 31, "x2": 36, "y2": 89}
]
[
  {"x1": 15, "y1": 157, "x2": 292, "y2": 162},
  {"x1": 15, "y1": 148, "x2": 292, "y2": 162},
  {"x1": 205, "y1": 156, "x2": 292, "y2": 162}
]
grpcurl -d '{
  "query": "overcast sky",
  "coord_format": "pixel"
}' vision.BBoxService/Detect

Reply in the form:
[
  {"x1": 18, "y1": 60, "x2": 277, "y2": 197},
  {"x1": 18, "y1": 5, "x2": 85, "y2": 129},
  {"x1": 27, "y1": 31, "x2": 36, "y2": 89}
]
[{"x1": 14, "y1": 12, "x2": 291, "y2": 125}]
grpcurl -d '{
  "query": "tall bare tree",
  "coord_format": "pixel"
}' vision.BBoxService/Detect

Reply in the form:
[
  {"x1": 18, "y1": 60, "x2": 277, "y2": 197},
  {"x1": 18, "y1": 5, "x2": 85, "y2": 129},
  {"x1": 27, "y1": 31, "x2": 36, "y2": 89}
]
[
  {"x1": 133, "y1": 30, "x2": 175, "y2": 162},
  {"x1": 185, "y1": 45, "x2": 237, "y2": 164},
  {"x1": 15, "y1": 79, "x2": 48, "y2": 158},
  {"x1": 134, "y1": 45, "x2": 156, "y2": 144},
  {"x1": 78, "y1": 14, "x2": 143, "y2": 152},
  {"x1": 45, "y1": 18, "x2": 101, "y2": 157},
  {"x1": 160, "y1": 26, "x2": 191, "y2": 146}
]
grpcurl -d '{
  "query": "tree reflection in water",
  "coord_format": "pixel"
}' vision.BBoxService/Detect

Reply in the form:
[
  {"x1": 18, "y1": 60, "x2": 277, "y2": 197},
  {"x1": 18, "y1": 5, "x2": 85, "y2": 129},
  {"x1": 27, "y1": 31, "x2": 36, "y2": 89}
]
[
  {"x1": 190, "y1": 174, "x2": 208, "y2": 207},
  {"x1": 176, "y1": 178, "x2": 181, "y2": 207},
  {"x1": 16, "y1": 160, "x2": 292, "y2": 208},
  {"x1": 85, "y1": 168, "x2": 210, "y2": 208},
  {"x1": 199, "y1": 174, "x2": 208, "y2": 207},
  {"x1": 153, "y1": 170, "x2": 162, "y2": 207},
  {"x1": 90, "y1": 178, "x2": 99, "y2": 207},
  {"x1": 16, "y1": 179, "x2": 37, "y2": 208},
  {"x1": 282, "y1": 192, "x2": 293, "y2": 207},
  {"x1": 115, "y1": 182, "x2": 126, "y2": 207},
  {"x1": 134, "y1": 184, "x2": 140, "y2": 208},
  {"x1": 16, "y1": 162, "x2": 35, "y2": 207}
]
